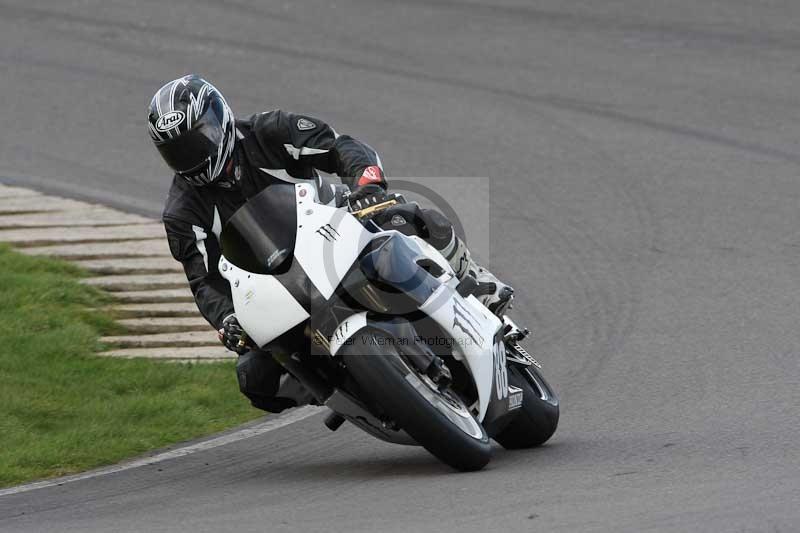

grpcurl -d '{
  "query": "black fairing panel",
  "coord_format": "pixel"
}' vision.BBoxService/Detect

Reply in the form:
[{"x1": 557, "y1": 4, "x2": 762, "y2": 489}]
[{"x1": 220, "y1": 184, "x2": 297, "y2": 274}]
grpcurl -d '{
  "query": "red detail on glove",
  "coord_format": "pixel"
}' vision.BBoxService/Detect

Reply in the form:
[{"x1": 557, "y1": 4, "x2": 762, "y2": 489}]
[{"x1": 356, "y1": 165, "x2": 384, "y2": 187}]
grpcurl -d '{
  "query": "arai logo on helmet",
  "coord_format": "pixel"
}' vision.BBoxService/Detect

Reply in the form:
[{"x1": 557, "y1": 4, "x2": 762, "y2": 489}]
[{"x1": 155, "y1": 111, "x2": 186, "y2": 132}]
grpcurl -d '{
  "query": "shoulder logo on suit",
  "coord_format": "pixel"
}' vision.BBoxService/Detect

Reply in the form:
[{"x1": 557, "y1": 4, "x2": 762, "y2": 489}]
[{"x1": 297, "y1": 118, "x2": 316, "y2": 131}]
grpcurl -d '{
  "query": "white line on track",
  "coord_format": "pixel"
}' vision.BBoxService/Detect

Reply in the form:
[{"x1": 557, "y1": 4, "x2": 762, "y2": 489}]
[{"x1": 0, "y1": 406, "x2": 321, "y2": 498}]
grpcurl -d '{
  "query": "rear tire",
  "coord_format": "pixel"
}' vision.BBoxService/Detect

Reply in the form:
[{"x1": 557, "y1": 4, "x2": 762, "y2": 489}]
[
  {"x1": 342, "y1": 329, "x2": 491, "y2": 471},
  {"x1": 494, "y1": 364, "x2": 559, "y2": 449}
]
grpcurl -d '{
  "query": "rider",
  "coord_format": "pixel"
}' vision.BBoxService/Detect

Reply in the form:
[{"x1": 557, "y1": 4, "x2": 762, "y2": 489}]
[{"x1": 148, "y1": 74, "x2": 512, "y2": 412}]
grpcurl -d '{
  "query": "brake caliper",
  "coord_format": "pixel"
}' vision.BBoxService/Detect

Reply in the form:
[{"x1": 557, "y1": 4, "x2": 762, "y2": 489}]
[{"x1": 426, "y1": 356, "x2": 453, "y2": 391}]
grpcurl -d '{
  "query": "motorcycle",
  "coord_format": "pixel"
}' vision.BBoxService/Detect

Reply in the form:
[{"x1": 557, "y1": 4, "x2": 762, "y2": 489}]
[{"x1": 218, "y1": 180, "x2": 559, "y2": 471}]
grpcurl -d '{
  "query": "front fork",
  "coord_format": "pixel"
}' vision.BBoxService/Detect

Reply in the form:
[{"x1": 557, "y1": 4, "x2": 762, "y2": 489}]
[{"x1": 361, "y1": 317, "x2": 453, "y2": 390}]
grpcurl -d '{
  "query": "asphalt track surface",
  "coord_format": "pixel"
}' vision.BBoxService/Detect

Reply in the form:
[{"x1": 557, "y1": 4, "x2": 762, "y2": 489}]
[{"x1": 1, "y1": 1, "x2": 799, "y2": 531}]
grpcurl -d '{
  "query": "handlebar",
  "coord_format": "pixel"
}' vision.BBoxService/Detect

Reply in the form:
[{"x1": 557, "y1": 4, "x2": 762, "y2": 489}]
[{"x1": 347, "y1": 192, "x2": 406, "y2": 220}]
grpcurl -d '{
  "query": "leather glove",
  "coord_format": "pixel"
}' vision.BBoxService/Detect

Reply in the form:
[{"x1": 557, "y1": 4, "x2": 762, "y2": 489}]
[
  {"x1": 348, "y1": 184, "x2": 388, "y2": 210},
  {"x1": 355, "y1": 165, "x2": 386, "y2": 189},
  {"x1": 218, "y1": 314, "x2": 249, "y2": 355},
  {"x1": 348, "y1": 165, "x2": 388, "y2": 209}
]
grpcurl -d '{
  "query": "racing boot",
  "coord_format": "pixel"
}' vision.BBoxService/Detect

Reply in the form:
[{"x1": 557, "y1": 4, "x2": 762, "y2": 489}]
[{"x1": 441, "y1": 234, "x2": 514, "y2": 316}]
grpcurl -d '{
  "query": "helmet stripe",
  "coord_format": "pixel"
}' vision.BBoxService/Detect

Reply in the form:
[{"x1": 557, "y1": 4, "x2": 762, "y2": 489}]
[
  {"x1": 155, "y1": 82, "x2": 175, "y2": 139},
  {"x1": 147, "y1": 120, "x2": 164, "y2": 142},
  {"x1": 166, "y1": 78, "x2": 182, "y2": 136}
]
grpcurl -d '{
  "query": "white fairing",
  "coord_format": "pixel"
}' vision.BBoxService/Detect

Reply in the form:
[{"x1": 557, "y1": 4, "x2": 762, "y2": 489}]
[
  {"x1": 328, "y1": 311, "x2": 368, "y2": 356},
  {"x1": 218, "y1": 258, "x2": 310, "y2": 346},
  {"x1": 293, "y1": 183, "x2": 373, "y2": 299},
  {"x1": 419, "y1": 285, "x2": 503, "y2": 421}
]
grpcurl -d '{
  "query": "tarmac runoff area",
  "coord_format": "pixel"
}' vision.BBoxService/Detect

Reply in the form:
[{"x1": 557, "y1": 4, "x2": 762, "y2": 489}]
[{"x1": 0, "y1": 183, "x2": 231, "y2": 363}]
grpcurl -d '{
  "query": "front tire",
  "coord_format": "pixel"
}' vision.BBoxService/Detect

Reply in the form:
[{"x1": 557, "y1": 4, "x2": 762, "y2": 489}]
[
  {"x1": 342, "y1": 330, "x2": 491, "y2": 471},
  {"x1": 494, "y1": 364, "x2": 559, "y2": 449}
]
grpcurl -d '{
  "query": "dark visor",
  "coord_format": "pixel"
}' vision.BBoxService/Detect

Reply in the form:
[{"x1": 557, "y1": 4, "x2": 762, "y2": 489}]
[{"x1": 155, "y1": 98, "x2": 227, "y2": 174}]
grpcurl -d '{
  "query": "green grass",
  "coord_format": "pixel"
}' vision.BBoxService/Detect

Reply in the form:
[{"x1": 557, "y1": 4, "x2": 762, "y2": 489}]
[{"x1": 0, "y1": 244, "x2": 261, "y2": 488}]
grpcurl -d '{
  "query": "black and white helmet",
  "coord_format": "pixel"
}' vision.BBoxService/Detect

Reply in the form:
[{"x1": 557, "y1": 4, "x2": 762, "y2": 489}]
[{"x1": 147, "y1": 75, "x2": 235, "y2": 186}]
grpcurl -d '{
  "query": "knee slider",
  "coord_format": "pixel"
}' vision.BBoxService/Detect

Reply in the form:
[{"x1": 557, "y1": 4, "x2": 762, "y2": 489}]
[{"x1": 418, "y1": 208, "x2": 454, "y2": 250}]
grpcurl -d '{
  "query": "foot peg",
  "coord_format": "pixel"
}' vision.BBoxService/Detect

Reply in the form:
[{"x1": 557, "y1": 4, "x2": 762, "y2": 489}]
[
  {"x1": 503, "y1": 316, "x2": 530, "y2": 342},
  {"x1": 324, "y1": 411, "x2": 346, "y2": 431},
  {"x1": 488, "y1": 286, "x2": 514, "y2": 316},
  {"x1": 455, "y1": 275, "x2": 514, "y2": 316}
]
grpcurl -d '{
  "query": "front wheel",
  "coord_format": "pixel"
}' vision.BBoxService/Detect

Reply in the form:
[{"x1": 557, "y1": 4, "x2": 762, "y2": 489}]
[
  {"x1": 342, "y1": 330, "x2": 491, "y2": 471},
  {"x1": 494, "y1": 364, "x2": 559, "y2": 449}
]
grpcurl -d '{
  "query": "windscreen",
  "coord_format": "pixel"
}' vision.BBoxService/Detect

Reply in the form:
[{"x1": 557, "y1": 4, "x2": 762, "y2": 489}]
[{"x1": 220, "y1": 184, "x2": 298, "y2": 274}]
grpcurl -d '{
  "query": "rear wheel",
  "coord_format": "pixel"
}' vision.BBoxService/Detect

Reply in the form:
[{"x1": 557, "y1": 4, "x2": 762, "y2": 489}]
[
  {"x1": 342, "y1": 329, "x2": 491, "y2": 471},
  {"x1": 494, "y1": 364, "x2": 559, "y2": 449}
]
